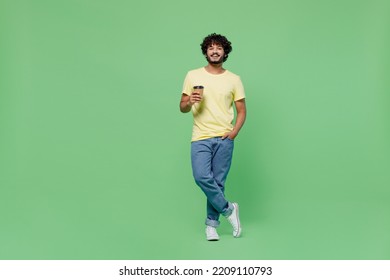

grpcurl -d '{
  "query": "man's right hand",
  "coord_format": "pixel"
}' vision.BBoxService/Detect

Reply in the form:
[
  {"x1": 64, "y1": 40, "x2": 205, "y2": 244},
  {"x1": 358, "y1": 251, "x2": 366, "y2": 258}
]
[
  {"x1": 189, "y1": 92, "x2": 202, "y2": 105},
  {"x1": 180, "y1": 93, "x2": 201, "y2": 113}
]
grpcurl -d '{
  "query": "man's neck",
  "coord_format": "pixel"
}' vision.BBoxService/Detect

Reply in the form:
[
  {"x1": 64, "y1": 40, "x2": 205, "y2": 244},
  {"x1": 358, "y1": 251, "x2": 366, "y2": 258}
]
[{"x1": 204, "y1": 63, "x2": 225, "y2": 75}]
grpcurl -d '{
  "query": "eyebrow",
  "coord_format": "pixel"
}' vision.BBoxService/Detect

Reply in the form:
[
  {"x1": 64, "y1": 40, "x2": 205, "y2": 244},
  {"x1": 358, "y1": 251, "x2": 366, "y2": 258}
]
[{"x1": 208, "y1": 43, "x2": 223, "y2": 48}]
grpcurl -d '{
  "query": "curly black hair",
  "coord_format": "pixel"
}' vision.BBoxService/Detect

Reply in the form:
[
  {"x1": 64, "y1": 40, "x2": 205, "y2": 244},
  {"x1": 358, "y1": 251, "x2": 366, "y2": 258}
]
[{"x1": 200, "y1": 33, "x2": 232, "y2": 62}]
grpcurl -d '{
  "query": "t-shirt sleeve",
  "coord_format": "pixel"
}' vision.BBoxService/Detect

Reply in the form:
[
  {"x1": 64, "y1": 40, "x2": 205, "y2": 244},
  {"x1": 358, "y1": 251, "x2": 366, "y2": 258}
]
[
  {"x1": 233, "y1": 76, "x2": 245, "y2": 101},
  {"x1": 182, "y1": 72, "x2": 192, "y2": 96}
]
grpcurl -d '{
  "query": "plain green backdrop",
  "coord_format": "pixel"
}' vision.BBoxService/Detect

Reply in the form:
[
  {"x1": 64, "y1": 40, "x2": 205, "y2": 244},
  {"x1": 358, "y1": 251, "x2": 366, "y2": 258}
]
[{"x1": 1, "y1": 0, "x2": 389, "y2": 259}]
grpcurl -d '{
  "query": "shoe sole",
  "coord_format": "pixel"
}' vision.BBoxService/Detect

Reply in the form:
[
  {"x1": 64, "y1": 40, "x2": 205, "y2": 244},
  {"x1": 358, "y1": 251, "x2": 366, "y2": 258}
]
[
  {"x1": 233, "y1": 203, "x2": 241, "y2": 238},
  {"x1": 207, "y1": 237, "x2": 219, "y2": 241}
]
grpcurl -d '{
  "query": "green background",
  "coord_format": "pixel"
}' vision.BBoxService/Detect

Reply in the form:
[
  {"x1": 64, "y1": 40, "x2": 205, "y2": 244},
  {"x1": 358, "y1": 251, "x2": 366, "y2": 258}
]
[{"x1": 1, "y1": 0, "x2": 389, "y2": 259}]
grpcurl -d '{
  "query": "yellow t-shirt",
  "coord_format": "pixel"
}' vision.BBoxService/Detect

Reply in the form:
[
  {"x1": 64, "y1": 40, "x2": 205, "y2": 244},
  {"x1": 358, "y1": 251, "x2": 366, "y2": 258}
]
[{"x1": 182, "y1": 67, "x2": 245, "y2": 142}]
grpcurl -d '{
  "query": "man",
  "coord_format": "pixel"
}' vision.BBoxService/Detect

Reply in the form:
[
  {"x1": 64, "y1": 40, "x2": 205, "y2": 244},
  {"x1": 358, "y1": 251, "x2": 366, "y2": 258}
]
[{"x1": 179, "y1": 33, "x2": 247, "y2": 241}]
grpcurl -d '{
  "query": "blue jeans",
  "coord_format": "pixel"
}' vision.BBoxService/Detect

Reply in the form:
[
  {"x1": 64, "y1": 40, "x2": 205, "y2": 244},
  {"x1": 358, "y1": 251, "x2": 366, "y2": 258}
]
[{"x1": 191, "y1": 137, "x2": 234, "y2": 227}]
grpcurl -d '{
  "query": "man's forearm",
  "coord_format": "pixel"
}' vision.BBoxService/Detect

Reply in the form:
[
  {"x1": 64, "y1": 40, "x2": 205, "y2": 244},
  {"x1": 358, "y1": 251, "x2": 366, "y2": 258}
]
[
  {"x1": 233, "y1": 110, "x2": 246, "y2": 136},
  {"x1": 231, "y1": 99, "x2": 247, "y2": 137},
  {"x1": 180, "y1": 100, "x2": 192, "y2": 113}
]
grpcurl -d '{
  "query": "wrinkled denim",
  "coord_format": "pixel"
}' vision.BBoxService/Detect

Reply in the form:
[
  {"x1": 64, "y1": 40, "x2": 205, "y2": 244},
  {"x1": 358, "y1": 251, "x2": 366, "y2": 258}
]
[{"x1": 191, "y1": 137, "x2": 234, "y2": 227}]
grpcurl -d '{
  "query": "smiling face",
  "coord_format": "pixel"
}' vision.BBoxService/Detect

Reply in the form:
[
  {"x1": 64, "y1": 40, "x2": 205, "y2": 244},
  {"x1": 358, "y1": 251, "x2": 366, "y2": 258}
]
[{"x1": 206, "y1": 43, "x2": 225, "y2": 65}]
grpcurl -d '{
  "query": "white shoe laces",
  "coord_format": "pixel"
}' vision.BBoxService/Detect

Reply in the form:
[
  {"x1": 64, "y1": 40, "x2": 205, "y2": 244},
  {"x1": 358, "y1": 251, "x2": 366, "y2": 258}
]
[
  {"x1": 206, "y1": 226, "x2": 217, "y2": 235},
  {"x1": 227, "y1": 214, "x2": 239, "y2": 231}
]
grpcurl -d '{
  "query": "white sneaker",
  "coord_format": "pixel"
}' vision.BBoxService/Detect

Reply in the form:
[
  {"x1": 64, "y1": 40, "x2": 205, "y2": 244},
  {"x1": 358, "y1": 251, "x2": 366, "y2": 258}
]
[
  {"x1": 206, "y1": 226, "x2": 220, "y2": 241},
  {"x1": 226, "y1": 202, "x2": 241, "y2": 237}
]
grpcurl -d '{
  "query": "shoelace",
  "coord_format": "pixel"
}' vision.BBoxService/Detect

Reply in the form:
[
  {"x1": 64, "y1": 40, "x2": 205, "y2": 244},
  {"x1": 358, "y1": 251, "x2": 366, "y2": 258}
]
[
  {"x1": 227, "y1": 215, "x2": 239, "y2": 231},
  {"x1": 206, "y1": 226, "x2": 217, "y2": 235}
]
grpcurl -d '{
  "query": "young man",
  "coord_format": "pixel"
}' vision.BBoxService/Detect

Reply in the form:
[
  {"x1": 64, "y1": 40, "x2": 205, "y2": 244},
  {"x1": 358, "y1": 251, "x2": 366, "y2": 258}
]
[{"x1": 179, "y1": 33, "x2": 246, "y2": 241}]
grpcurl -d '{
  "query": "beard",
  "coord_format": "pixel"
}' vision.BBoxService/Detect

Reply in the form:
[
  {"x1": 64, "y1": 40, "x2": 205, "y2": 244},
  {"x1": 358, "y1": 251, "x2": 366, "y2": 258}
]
[{"x1": 206, "y1": 55, "x2": 224, "y2": 65}]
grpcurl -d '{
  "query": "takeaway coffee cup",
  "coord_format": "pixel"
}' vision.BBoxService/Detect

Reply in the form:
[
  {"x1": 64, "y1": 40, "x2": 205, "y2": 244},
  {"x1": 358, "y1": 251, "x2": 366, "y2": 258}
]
[{"x1": 193, "y1": 85, "x2": 204, "y2": 97}]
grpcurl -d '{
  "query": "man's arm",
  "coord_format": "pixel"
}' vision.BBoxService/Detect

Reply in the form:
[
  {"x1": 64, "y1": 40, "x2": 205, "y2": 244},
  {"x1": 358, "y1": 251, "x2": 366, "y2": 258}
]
[
  {"x1": 222, "y1": 98, "x2": 246, "y2": 140},
  {"x1": 179, "y1": 93, "x2": 202, "y2": 113},
  {"x1": 179, "y1": 94, "x2": 191, "y2": 113}
]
